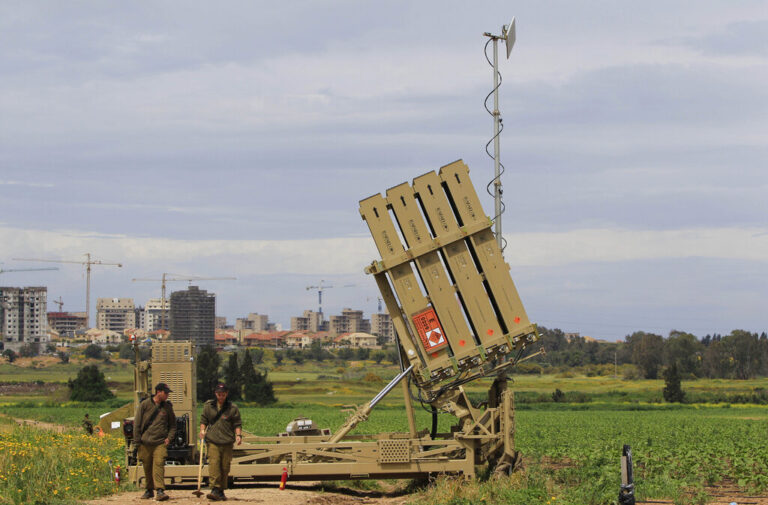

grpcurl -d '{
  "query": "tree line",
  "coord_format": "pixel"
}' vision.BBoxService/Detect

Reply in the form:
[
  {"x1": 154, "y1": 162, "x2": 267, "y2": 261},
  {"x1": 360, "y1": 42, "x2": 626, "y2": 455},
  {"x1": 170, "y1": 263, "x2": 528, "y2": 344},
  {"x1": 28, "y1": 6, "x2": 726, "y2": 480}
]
[{"x1": 528, "y1": 326, "x2": 768, "y2": 380}]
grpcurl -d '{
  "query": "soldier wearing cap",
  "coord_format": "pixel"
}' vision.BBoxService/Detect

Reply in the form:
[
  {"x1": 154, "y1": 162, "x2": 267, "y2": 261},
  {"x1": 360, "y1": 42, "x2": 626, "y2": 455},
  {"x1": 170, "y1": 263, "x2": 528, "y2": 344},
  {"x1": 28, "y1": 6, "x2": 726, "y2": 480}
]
[
  {"x1": 134, "y1": 382, "x2": 176, "y2": 501},
  {"x1": 200, "y1": 383, "x2": 242, "y2": 501}
]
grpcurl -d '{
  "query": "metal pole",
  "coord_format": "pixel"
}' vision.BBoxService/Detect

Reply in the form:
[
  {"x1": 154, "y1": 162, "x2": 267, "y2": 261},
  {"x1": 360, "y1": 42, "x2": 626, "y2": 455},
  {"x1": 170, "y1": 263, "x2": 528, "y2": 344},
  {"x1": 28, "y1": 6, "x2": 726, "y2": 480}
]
[
  {"x1": 492, "y1": 37, "x2": 503, "y2": 249},
  {"x1": 161, "y1": 274, "x2": 167, "y2": 332},
  {"x1": 85, "y1": 253, "x2": 91, "y2": 329}
]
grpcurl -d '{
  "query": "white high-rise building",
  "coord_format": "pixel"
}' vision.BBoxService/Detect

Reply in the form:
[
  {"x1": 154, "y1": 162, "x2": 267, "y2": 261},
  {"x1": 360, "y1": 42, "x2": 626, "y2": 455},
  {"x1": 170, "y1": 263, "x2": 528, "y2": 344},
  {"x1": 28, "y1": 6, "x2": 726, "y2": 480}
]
[
  {"x1": 96, "y1": 298, "x2": 136, "y2": 332},
  {"x1": 0, "y1": 286, "x2": 48, "y2": 352},
  {"x1": 144, "y1": 298, "x2": 170, "y2": 331}
]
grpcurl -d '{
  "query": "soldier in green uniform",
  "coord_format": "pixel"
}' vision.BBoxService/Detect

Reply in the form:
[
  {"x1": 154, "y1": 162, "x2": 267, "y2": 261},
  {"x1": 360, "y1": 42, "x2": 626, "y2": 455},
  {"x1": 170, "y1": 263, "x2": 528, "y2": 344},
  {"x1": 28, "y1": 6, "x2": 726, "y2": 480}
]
[
  {"x1": 200, "y1": 383, "x2": 242, "y2": 501},
  {"x1": 82, "y1": 413, "x2": 93, "y2": 435},
  {"x1": 134, "y1": 383, "x2": 176, "y2": 502}
]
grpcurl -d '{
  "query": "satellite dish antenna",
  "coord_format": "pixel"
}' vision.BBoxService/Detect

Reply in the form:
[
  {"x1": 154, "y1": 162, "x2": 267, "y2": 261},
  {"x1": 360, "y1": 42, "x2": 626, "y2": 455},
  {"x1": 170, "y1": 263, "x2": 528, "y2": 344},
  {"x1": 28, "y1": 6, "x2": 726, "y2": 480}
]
[{"x1": 504, "y1": 17, "x2": 516, "y2": 59}]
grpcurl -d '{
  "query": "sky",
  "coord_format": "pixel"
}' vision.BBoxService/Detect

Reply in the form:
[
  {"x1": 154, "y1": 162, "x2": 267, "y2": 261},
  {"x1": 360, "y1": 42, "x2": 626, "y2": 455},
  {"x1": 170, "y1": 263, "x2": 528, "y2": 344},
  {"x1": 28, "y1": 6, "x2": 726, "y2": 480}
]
[{"x1": 1, "y1": 1, "x2": 766, "y2": 341}]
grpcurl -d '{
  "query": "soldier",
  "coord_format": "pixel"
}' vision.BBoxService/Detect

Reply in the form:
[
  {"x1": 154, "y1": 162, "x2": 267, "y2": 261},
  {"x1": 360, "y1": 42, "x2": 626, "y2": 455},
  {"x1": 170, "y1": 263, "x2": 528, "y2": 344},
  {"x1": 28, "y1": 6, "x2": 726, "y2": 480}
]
[
  {"x1": 134, "y1": 383, "x2": 176, "y2": 502},
  {"x1": 82, "y1": 413, "x2": 93, "y2": 435},
  {"x1": 200, "y1": 383, "x2": 242, "y2": 501}
]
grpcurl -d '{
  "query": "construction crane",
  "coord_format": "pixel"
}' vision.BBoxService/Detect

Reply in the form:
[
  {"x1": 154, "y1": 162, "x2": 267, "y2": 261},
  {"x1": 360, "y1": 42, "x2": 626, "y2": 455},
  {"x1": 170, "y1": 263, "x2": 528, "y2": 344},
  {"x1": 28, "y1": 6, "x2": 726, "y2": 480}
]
[
  {"x1": 366, "y1": 296, "x2": 383, "y2": 313},
  {"x1": 305, "y1": 280, "x2": 355, "y2": 314},
  {"x1": 13, "y1": 253, "x2": 122, "y2": 328},
  {"x1": 53, "y1": 296, "x2": 64, "y2": 312},
  {"x1": 131, "y1": 274, "x2": 236, "y2": 331},
  {"x1": 0, "y1": 266, "x2": 59, "y2": 275}
]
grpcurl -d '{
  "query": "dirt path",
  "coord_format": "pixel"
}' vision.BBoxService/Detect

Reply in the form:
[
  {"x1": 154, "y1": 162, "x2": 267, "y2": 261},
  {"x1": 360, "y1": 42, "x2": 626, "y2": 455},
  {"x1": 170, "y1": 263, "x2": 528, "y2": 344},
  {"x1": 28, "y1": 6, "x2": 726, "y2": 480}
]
[
  {"x1": 83, "y1": 483, "x2": 411, "y2": 505},
  {"x1": 0, "y1": 412, "x2": 68, "y2": 433}
]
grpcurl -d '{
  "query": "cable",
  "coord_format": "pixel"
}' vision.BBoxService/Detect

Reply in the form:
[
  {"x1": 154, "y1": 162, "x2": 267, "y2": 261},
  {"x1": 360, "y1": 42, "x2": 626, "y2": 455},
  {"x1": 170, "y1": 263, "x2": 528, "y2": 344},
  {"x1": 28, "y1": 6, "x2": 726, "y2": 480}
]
[{"x1": 483, "y1": 37, "x2": 507, "y2": 252}]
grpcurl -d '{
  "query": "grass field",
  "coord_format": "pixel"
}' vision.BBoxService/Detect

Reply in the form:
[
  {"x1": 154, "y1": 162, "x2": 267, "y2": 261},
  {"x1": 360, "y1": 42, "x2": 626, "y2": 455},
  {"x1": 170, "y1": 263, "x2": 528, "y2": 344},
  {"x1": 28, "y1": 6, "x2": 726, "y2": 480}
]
[
  {"x1": 2, "y1": 403, "x2": 767, "y2": 504},
  {"x1": 2, "y1": 357, "x2": 768, "y2": 504}
]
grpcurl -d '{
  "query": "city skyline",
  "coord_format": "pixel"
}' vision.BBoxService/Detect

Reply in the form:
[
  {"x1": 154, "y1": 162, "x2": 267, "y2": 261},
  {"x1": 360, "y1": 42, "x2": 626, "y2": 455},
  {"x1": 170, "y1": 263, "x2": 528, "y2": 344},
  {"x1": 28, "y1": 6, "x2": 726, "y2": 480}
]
[{"x1": 1, "y1": 2, "x2": 766, "y2": 341}]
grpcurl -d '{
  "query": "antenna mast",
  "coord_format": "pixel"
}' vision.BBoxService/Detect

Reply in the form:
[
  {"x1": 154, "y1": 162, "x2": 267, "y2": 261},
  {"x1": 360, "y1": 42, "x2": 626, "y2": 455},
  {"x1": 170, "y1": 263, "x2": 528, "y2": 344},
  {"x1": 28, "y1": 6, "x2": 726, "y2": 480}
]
[{"x1": 483, "y1": 18, "x2": 516, "y2": 250}]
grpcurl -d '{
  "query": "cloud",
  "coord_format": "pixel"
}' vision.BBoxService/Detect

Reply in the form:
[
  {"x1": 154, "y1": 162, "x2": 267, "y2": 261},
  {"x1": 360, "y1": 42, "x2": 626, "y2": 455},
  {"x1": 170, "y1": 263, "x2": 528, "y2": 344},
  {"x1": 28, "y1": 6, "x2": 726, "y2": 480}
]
[
  {"x1": 2, "y1": 225, "x2": 766, "y2": 277},
  {"x1": 678, "y1": 20, "x2": 768, "y2": 57},
  {"x1": 0, "y1": 180, "x2": 54, "y2": 188}
]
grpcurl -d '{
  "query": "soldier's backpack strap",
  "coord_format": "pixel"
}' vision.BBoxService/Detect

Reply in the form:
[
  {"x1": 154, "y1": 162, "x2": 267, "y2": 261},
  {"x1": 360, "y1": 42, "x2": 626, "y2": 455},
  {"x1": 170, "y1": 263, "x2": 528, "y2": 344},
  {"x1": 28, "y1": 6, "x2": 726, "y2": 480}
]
[{"x1": 138, "y1": 405, "x2": 162, "y2": 439}]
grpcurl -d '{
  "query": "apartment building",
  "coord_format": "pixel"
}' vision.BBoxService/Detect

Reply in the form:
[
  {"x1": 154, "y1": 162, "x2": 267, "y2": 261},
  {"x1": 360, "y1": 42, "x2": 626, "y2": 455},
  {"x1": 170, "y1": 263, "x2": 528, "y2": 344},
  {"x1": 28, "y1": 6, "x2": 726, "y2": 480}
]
[
  {"x1": 0, "y1": 286, "x2": 48, "y2": 351},
  {"x1": 370, "y1": 312, "x2": 394, "y2": 343},
  {"x1": 290, "y1": 310, "x2": 326, "y2": 332},
  {"x1": 47, "y1": 311, "x2": 86, "y2": 338},
  {"x1": 169, "y1": 286, "x2": 215, "y2": 348},
  {"x1": 96, "y1": 298, "x2": 136, "y2": 332},
  {"x1": 144, "y1": 298, "x2": 170, "y2": 331},
  {"x1": 328, "y1": 308, "x2": 370, "y2": 337},
  {"x1": 235, "y1": 313, "x2": 271, "y2": 332}
]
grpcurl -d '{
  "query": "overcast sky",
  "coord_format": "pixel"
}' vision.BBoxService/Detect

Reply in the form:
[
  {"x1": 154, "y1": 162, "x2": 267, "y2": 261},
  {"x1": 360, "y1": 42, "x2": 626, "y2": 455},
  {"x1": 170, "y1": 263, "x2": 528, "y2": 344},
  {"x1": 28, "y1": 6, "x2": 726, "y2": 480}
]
[{"x1": 1, "y1": 1, "x2": 766, "y2": 341}]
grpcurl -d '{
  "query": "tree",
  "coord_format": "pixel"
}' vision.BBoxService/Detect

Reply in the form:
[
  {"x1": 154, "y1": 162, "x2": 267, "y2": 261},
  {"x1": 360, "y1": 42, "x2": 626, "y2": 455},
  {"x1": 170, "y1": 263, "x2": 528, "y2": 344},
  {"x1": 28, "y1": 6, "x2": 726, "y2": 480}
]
[
  {"x1": 355, "y1": 347, "x2": 370, "y2": 361},
  {"x1": 57, "y1": 351, "x2": 70, "y2": 364},
  {"x1": 68, "y1": 365, "x2": 114, "y2": 402},
  {"x1": 196, "y1": 345, "x2": 221, "y2": 402},
  {"x1": 19, "y1": 344, "x2": 38, "y2": 358},
  {"x1": 250, "y1": 347, "x2": 265, "y2": 365},
  {"x1": 372, "y1": 350, "x2": 386, "y2": 364},
  {"x1": 2, "y1": 349, "x2": 17, "y2": 363},
  {"x1": 308, "y1": 340, "x2": 326, "y2": 362},
  {"x1": 662, "y1": 363, "x2": 685, "y2": 403},
  {"x1": 118, "y1": 342, "x2": 134, "y2": 360},
  {"x1": 273, "y1": 350, "x2": 284, "y2": 365},
  {"x1": 664, "y1": 331, "x2": 703, "y2": 377},
  {"x1": 84, "y1": 344, "x2": 104, "y2": 360},
  {"x1": 337, "y1": 348, "x2": 354, "y2": 361},
  {"x1": 241, "y1": 349, "x2": 276, "y2": 405},
  {"x1": 722, "y1": 330, "x2": 761, "y2": 380},
  {"x1": 287, "y1": 348, "x2": 305, "y2": 365},
  {"x1": 630, "y1": 332, "x2": 665, "y2": 379},
  {"x1": 222, "y1": 353, "x2": 243, "y2": 401}
]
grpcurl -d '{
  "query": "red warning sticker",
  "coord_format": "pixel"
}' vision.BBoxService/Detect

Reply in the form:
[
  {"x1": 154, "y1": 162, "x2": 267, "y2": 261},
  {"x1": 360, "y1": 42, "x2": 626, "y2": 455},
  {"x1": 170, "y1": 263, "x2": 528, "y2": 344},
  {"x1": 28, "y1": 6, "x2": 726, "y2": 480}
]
[{"x1": 412, "y1": 307, "x2": 448, "y2": 353}]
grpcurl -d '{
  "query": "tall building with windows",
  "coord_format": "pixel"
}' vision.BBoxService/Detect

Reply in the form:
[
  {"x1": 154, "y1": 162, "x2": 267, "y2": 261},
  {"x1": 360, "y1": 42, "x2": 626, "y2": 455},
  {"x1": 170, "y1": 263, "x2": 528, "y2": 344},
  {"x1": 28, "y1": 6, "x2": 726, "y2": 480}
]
[
  {"x1": 370, "y1": 312, "x2": 394, "y2": 343},
  {"x1": 236, "y1": 313, "x2": 271, "y2": 332},
  {"x1": 0, "y1": 286, "x2": 48, "y2": 351},
  {"x1": 144, "y1": 298, "x2": 170, "y2": 331},
  {"x1": 328, "y1": 308, "x2": 370, "y2": 337},
  {"x1": 96, "y1": 298, "x2": 136, "y2": 332},
  {"x1": 48, "y1": 311, "x2": 86, "y2": 338},
  {"x1": 290, "y1": 310, "x2": 326, "y2": 332},
  {"x1": 169, "y1": 286, "x2": 215, "y2": 348}
]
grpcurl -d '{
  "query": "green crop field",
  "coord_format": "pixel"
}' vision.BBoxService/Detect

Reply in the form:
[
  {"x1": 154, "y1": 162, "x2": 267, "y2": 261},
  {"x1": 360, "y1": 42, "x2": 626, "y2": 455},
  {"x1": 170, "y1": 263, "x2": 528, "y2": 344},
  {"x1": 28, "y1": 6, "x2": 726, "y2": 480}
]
[
  {"x1": 3, "y1": 357, "x2": 768, "y2": 504},
  {"x1": 2, "y1": 401, "x2": 768, "y2": 504}
]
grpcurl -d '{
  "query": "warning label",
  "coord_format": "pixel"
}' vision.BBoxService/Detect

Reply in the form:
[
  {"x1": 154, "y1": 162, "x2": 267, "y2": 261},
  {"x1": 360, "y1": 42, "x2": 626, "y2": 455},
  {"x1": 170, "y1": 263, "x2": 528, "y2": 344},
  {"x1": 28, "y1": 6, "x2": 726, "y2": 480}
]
[{"x1": 412, "y1": 307, "x2": 448, "y2": 353}]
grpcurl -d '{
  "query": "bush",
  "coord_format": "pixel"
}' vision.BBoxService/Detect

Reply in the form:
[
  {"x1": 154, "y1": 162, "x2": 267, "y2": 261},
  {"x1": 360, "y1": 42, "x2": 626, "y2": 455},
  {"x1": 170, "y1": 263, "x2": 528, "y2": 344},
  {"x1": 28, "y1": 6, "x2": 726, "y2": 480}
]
[
  {"x1": 68, "y1": 365, "x2": 114, "y2": 402},
  {"x1": 57, "y1": 351, "x2": 70, "y2": 364},
  {"x1": 623, "y1": 365, "x2": 641, "y2": 381},
  {"x1": 2, "y1": 349, "x2": 17, "y2": 363},
  {"x1": 19, "y1": 344, "x2": 38, "y2": 358},
  {"x1": 287, "y1": 348, "x2": 305, "y2": 364},
  {"x1": 516, "y1": 362, "x2": 543, "y2": 375},
  {"x1": 336, "y1": 348, "x2": 354, "y2": 361},
  {"x1": 83, "y1": 344, "x2": 103, "y2": 360},
  {"x1": 663, "y1": 363, "x2": 686, "y2": 403}
]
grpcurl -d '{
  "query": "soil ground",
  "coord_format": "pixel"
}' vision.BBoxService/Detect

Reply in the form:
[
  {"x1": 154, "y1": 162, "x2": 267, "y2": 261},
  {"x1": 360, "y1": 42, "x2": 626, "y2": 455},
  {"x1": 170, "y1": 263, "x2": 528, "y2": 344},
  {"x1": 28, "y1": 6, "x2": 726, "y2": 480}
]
[{"x1": 83, "y1": 483, "x2": 410, "y2": 505}]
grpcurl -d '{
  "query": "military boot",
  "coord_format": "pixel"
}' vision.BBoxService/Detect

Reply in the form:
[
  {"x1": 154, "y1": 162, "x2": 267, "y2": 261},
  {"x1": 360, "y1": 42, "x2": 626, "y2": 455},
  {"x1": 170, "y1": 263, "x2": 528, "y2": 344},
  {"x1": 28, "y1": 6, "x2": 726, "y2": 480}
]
[
  {"x1": 154, "y1": 489, "x2": 169, "y2": 501},
  {"x1": 140, "y1": 489, "x2": 154, "y2": 499}
]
